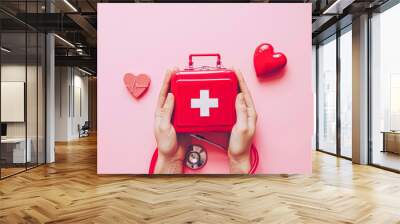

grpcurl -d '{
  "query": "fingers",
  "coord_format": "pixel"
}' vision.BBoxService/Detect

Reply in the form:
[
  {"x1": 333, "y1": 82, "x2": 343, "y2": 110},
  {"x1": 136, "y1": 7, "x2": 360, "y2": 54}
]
[
  {"x1": 156, "y1": 70, "x2": 174, "y2": 109},
  {"x1": 246, "y1": 107, "x2": 257, "y2": 135},
  {"x1": 235, "y1": 69, "x2": 255, "y2": 108},
  {"x1": 234, "y1": 69, "x2": 257, "y2": 130},
  {"x1": 235, "y1": 93, "x2": 248, "y2": 130},
  {"x1": 155, "y1": 70, "x2": 176, "y2": 132},
  {"x1": 159, "y1": 93, "x2": 175, "y2": 129},
  {"x1": 163, "y1": 93, "x2": 175, "y2": 119}
]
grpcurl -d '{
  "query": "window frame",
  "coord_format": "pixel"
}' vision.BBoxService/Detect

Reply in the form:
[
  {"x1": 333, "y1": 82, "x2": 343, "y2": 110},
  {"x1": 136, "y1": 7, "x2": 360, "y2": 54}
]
[{"x1": 315, "y1": 24, "x2": 353, "y2": 161}]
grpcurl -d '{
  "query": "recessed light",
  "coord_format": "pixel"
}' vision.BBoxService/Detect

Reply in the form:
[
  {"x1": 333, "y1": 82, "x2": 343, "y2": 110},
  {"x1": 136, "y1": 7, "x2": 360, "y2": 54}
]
[
  {"x1": 63, "y1": 0, "x2": 78, "y2": 12},
  {"x1": 78, "y1": 67, "x2": 93, "y2": 76},
  {"x1": 322, "y1": 0, "x2": 355, "y2": 15},
  {"x1": 1, "y1": 47, "x2": 11, "y2": 53},
  {"x1": 54, "y1": 34, "x2": 75, "y2": 48}
]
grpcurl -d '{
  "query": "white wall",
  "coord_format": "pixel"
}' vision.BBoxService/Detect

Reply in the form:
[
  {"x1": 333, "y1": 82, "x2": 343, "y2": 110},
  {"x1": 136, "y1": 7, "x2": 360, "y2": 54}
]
[
  {"x1": 1, "y1": 65, "x2": 26, "y2": 134},
  {"x1": 1, "y1": 65, "x2": 42, "y2": 137},
  {"x1": 1, "y1": 64, "x2": 46, "y2": 164},
  {"x1": 55, "y1": 67, "x2": 89, "y2": 141},
  {"x1": 73, "y1": 73, "x2": 89, "y2": 137},
  {"x1": 55, "y1": 66, "x2": 70, "y2": 141}
]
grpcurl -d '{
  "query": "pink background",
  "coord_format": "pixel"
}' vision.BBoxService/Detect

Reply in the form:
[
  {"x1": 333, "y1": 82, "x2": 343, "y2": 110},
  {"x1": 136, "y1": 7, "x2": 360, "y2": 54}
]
[{"x1": 97, "y1": 3, "x2": 313, "y2": 174}]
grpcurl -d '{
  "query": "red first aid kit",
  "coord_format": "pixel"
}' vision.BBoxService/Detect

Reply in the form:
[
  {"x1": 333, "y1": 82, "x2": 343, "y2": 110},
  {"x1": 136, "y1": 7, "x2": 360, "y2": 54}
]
[{"x1": 171, "y1": 54, "x2": 238, "y2": 133}]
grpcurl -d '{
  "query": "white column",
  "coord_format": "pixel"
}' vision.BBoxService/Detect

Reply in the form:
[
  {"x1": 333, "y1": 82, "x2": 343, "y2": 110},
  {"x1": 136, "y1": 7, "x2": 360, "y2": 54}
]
[
  {"x1": 46, "y1": 32, "x2": 55, "y2": 163},
  {"x1": 352, "y1": 14, "x2": 369, "y2": 164},
  {"x1": 45, "y1": 0, "x2": 55, "y2": 163},
  {"x1": 55, "y1": 67, "x2": 73, "y2": 141}
]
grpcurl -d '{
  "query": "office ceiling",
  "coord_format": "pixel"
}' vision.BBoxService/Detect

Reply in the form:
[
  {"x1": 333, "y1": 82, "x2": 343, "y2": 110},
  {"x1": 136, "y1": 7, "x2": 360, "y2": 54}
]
[{"x1": 0, "y1": 0, "x2": 393, "y2": 74}]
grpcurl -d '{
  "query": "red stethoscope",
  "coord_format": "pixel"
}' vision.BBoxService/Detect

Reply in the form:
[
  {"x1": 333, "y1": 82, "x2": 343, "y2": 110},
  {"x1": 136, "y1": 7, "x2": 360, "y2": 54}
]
[{"x1": 148, "y1": 134, "x2": 259, "y2": 174}]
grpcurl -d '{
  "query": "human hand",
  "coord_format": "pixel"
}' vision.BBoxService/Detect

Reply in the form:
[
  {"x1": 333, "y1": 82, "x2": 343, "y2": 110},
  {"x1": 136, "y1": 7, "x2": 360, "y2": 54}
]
[
  {"x1": 154, "y1": 70, "x2": 185, "y2": 174},
  {"x1": 228, "y1": 70, "x2": 258, "y2": 174}
]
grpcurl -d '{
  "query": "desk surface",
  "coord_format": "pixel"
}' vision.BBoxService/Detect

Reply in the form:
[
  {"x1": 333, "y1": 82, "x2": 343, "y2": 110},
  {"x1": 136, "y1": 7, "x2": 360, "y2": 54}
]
[
  {"x1": 1, "y1": 138, "x2": 27, "y2": 143},
  {"x1": 381, "y1": 131, "x2": 400, "y2": 134}
]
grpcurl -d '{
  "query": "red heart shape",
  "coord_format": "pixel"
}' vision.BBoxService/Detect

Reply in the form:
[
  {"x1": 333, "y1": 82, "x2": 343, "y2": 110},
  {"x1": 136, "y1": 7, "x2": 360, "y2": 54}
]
[
  {"x1": 123, "y1": 73, "x2": 151, "y2": 99},
  {"x1": 253, "y1": 43, "x2": 287, "y2": 77}
]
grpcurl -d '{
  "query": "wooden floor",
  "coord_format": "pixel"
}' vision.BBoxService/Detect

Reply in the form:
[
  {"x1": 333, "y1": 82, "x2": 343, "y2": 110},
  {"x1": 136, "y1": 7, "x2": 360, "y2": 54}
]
[
  {"x1": 1, "y1": 167, "x2": 26, "y2": 178},
  {"x1": 1, "y1": 135, "x2": 400, "y2": 223},
  {"x1": 372, "y1": 150, "x2": 400, "y2": 171}
]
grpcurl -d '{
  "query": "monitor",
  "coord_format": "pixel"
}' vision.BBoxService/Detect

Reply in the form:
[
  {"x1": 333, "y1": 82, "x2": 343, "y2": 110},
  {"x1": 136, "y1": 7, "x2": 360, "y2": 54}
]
[{"x1": 1, "y1": 123, "x2": 7, "y2": 137}]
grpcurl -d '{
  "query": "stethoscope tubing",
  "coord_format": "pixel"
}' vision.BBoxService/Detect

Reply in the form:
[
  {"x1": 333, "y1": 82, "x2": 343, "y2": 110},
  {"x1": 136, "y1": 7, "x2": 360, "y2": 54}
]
[{"x1": 148, "y1": 136, "x2": 259, "y2": 174}]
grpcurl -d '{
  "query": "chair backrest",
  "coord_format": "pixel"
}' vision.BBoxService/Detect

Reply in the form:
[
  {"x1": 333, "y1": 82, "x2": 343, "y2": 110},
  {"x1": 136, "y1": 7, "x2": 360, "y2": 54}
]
[{"x1": 82, "y1": 121, "x2": 90, "y2": 129}]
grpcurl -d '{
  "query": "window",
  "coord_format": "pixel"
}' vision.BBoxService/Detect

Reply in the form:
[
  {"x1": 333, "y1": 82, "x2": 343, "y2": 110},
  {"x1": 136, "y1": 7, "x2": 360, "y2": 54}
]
[
  {"x1": 371, "y1": 3, "x2": 400, "y2": 171},
  {"x1": 317, "y1": 36, "x2": 337, "y2": 154},
  {"x1": 339, "y1": 28, "x2": 352, "y2": 158},
  {"x1": 390, "y1": 74, "x2": 400, "y2": 130}
]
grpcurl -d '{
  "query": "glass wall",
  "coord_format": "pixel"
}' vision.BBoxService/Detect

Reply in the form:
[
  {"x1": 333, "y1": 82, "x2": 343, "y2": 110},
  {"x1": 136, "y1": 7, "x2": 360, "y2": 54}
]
[
  {"x1": 371, "y1": 3, "x2": 400, "y2": 171},
  {"x1": 339, "y1": 27, "x2": 352, "y2": 158},
  {"x1": 317, "y1": 35, "x2": 337, "y2": 154},
  {"x1": 1, "y1": 31, "x2": 28, "y2": 177},
  {"x1": 0, "y1": 1, "x2": 46, "y2": 179}
]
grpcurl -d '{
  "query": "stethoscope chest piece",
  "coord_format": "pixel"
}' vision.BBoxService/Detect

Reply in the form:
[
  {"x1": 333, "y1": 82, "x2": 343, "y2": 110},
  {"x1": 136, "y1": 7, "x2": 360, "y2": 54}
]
[{"x1": 185, "y1": 145, "x2": 207, "y2": 170}]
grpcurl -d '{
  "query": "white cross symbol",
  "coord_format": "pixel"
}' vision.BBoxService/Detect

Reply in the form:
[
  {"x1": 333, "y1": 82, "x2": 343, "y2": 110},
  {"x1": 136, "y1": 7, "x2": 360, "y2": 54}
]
[{"x1": 191, "y1": 90, "x2": 219, "y2": 117}]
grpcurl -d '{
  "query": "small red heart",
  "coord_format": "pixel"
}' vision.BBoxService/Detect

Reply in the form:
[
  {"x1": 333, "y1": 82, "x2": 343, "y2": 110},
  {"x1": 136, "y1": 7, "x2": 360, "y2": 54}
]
[
  {"x1": 253, "y1": 43, "x2": 287, "y2": 77},
  {"x1": 123, "y1": 73, "x2": 151, "y2": 99}
]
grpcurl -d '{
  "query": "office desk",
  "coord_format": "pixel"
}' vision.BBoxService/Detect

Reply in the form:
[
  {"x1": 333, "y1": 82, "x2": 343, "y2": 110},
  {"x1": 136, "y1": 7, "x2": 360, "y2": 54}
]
[
  {"x1": 1, "y1": 138, "x2": 32, "y2": 163},
  {"x1": 382, "y1": 131, "x2": 400, "y2": 154}
]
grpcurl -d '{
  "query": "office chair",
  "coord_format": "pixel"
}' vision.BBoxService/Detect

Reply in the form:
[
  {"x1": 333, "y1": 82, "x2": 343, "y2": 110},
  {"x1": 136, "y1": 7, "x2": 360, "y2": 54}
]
[{"x1": 79, "y1": 121, "x2": 90, "y2": 138}]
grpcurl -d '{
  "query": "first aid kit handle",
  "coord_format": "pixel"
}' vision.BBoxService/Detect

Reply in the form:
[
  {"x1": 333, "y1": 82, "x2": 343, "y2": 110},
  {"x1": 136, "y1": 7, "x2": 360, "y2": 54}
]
[{"x1": 189, "y1": 54, "x2": 221, "y2": 68}]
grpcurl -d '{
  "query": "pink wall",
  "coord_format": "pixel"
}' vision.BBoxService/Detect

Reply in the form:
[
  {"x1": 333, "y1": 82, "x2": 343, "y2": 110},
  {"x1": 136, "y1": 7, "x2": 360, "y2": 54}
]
[{"x1": 97, "y1": 3, "x2": 313, "y2": 174}]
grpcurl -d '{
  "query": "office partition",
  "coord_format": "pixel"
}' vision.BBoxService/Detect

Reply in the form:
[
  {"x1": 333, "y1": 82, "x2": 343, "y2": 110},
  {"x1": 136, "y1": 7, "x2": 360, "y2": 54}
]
[{"x1": 0, "y1": 1, "x2": 47, "y2": 179}]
